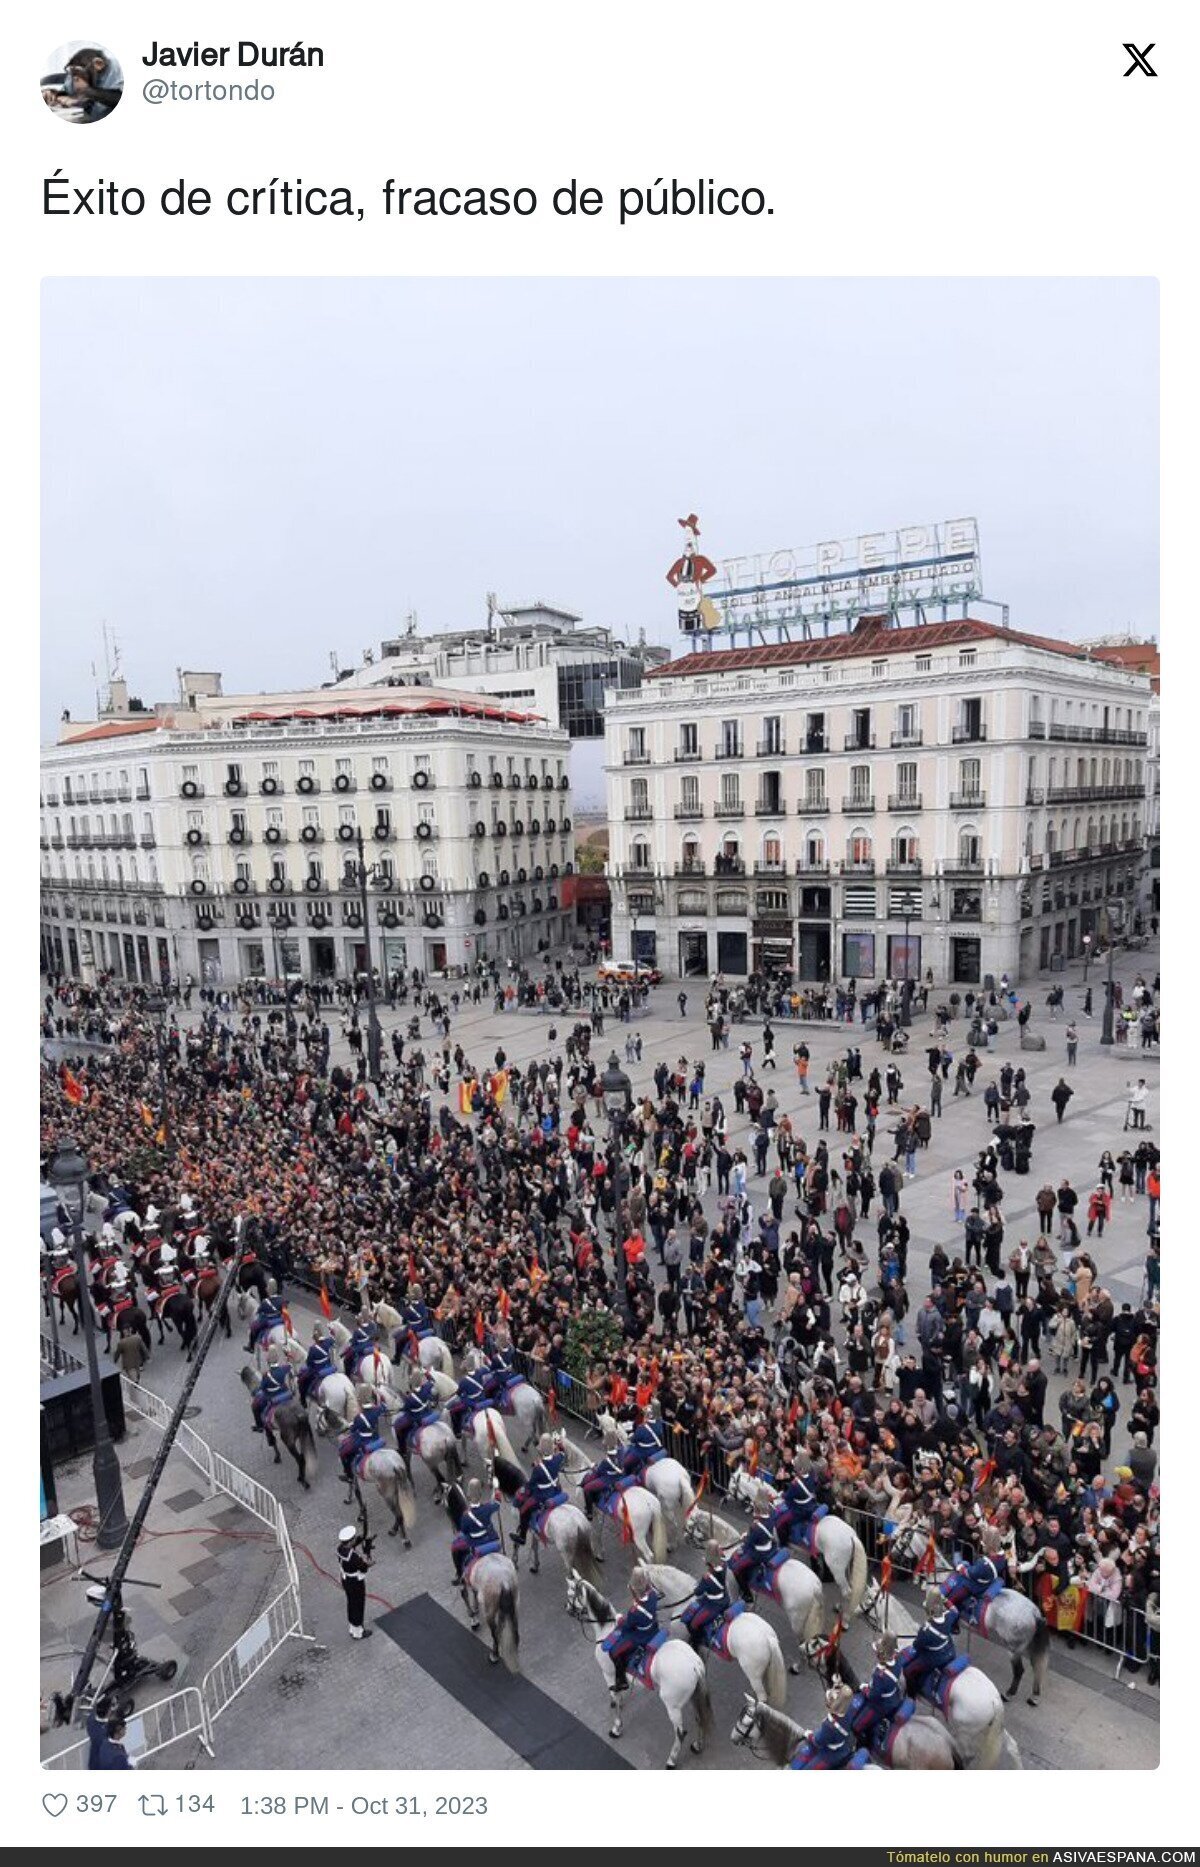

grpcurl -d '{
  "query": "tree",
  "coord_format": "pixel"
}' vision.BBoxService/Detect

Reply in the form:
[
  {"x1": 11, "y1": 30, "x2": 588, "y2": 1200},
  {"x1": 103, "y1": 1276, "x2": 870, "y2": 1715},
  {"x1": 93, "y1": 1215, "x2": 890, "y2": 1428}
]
[{"x1": 565, "y1": 1304, "x2": 625, "y2": 1381}]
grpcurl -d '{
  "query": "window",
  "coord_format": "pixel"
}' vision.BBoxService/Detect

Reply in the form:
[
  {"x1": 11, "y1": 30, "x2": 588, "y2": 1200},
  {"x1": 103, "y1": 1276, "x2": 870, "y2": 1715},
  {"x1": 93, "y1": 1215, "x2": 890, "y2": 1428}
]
[
  {"x1": 804, "y1": 833, "x2": 825, "y2": 867},
  {"x1": 805, "y1": 712, "x2": 826, "y2": 753},
  {"x1": 372, "y1": 755, "x2": 390, "y2": 780},
  {"x1": 915, "y1": 654, "x2": 931, "y2": 674},
  {"x1": 758, "y1": 770, "x2": 783, "y2": 813},
  {"x1": 761, "y1": 715, "x2": 783, "y2": 755},
  {"x1": 630, "y1": 777, "x2": 649, "y2": 813},
  {"x1": 804, "y1": 771, "x2": 826, "y2": 808},
  {"x1": 680, "y1": 837, "x2": 702, "y2": 872},
  {"x1": 631, "y1": 839, "x2": 651, "y2": 871},
  {"x1": 958, "y1": 829, "x2": 982, "y2": 866},
  {"x1": 871, "y1": 660, "x2": 887, "y2": 679},
  {"x1": 958, "y1": 757, "x2": 982, "y2": 799},
  {"x1": 299, "y1": 757, "x2": 315, "y2": 779},
  {"x1": 848, "y1": 708, "x2": 872, "y2": 750},
  {"x1": 679, "y1": 722, "x2": 699, "y2": 757},
  {"x1": 895, "y1": 703, "x2": 918, "y2": 744},
  {"x1": 849, "y1": 764, "x2": 872, "y2": 803},
  {"x1": 680, "y1": 775, "x2": 700, "y2": 813},
  {"x1": 720, "y1": 771, "x2": 741, "y2": 810},
  {"x1": 627, "y1": 728, "x2": 647, "y2": 763},
  {"x1": 230, "y1": 809, "x2": 247, "y2": 837},
  {"x1": 896, "y1": 761, "x2": 918, "y2": 803},
  {"x1": 959, "y1": 649, "x2": 977, "y2": 668},
  {"x1": 719, "y1": 719, "x2": 741, "y2": 759},
  {"x1": 335, "y1": 756, "x2": 352, "y2": 781},
  {"x1": 762, "y1": 835, "x2": 783, "y2": 868},
  {"x1": 849, "y1": 832, "x2": 873, "y2": 864},
  {"x1": 226, "y1": 762, "x2": 243, "y2": 789},
  {"x1": 303, "y1": 805, "x2": 320, "y2": 829},
  {"x1": 414, "y1": 753, "x2": 431, "y2": 779}
]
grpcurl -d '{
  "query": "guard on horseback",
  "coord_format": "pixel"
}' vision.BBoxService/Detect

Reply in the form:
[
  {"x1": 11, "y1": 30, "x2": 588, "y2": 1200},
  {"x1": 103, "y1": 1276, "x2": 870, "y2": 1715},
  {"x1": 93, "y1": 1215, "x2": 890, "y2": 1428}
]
[
  {"x1": 400, "y1": 1287, "x2": 435, "y2": 1341},
  {"x1": 512, "y1": 1434, "x2": 568, "y2": 1547},
  {"x1": 620, "y1": 1413, "x2": 665, "y2": 1481},
  {"x1": 766, "y1": 1458, "x2": 826, "y2": 1546},
  {"x1": 483, "y1": 1345, "x2": 522, "y2": 1401},
  {"x1": 851, "y1": 1631, "x2": 907, "y2": 1739},
  {"x1": 251, "y1": 1347, "x2": 295, "y2": 1433},
  {"x1": 728, "y1": 1503, "x2": 781, "y2": 1606},
  {"x1": 602, "y1": 1566, "x2": 663, "y2": 1693},
  {"x1": 447, "y1": 1368, "x2": 490, "y2": 1439},
  {"x1": 244, "y1": 1280, "x2": 285, "y2": 1353},
  {"x1": 451, "y1": 1477, "x2": 502, "y2": 1585},
  {"x1": 298, "y1": 1324, "x2": 339, "y2": 1407},
  {"x1": 341, "y1": 1315, "x2": 378, "y2": 1378},
  {"x1": 903, "y1": 1591, "x2": 960, "y2": 1690},
  {"x1": 680, "y1": 1542, "x2": 732, "y2": 1651},
  {"x1": 792, "y1": 1683, "x2": 859, "y2": 1769},
  {"x1": 581, "y1": 1437, "x2": 632, "y2": 1521},
  {"x1": 393, "y1": 1373, "x2": 440, "y2": 1456},
  {"x1": 941, "y1": 1527, "x2": 1008, "y2": 1613},
  {"x1": 339, "y1": 1395, "x2": 389, "y2": 1483}
]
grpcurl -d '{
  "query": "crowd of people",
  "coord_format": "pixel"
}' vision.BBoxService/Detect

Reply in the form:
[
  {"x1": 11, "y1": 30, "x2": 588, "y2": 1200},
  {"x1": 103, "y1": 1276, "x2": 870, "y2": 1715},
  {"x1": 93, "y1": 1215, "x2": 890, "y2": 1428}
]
[{"x1": 40, "y1": 950, "x2": 1161, "y2": 1675}]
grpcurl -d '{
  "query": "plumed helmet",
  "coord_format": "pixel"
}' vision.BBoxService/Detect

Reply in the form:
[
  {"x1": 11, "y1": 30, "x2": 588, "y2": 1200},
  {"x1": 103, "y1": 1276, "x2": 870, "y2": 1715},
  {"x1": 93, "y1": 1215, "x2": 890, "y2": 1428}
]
[
  {"x1": 467, "y1": 1478, "x2": 482, "y2": 1503},
  {"x1": 539, "y1": 1433, "x2": 555, "y2": 1456},
  {"x1": 266, "y1": 1346, "x2": 281, "y2": 1366},
  {"x1": 265, "y1": 1277, "x2": 278, "y2": 1295},
  {"x1": 705, "y1": 1540, "x2": 724, "y2": 1566},
  {"x1": 630, "y1": 1565, "x2": 650, "y2": 1597},
  {"x1": 981, "y1": 1527, "x2": 1002, "y2": 1554},
  {"x1": 925, "y1": 1589, "x2": 947, "y2": 1618},
  {"x1": 826, "y1": 1683, "x2": 854, "y2": 1717},
  {"x1": 874, "y1": 1632, "x2": 899, "y2": 1662},
  {"x1": 312, "y1": 1324, "x2": 327, "y2": 1341}
]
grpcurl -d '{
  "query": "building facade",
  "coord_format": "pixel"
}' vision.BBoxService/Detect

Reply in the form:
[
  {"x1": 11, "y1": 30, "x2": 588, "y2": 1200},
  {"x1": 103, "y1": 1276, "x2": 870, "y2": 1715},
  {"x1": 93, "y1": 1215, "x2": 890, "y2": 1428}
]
[
  {"x1": 604, "y1": 618, "x2": 1152, "y2": 986},
  {"x1": 41, "y1": 682, "x2": 574, "y2": 987}
]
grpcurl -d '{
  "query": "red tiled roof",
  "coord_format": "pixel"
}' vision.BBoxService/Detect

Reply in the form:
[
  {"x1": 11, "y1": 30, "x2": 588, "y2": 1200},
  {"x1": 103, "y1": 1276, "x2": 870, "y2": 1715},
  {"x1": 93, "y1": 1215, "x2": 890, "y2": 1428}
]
[
  {"x1": 232, "y1": 696, "x2": 546, "y2": 727},
  {"x1": 59, "y1": 717, "x2": 162, "y2": 745},
  {"x1": 645, "y1": 616, "x2": 1098, "y2": 680}
]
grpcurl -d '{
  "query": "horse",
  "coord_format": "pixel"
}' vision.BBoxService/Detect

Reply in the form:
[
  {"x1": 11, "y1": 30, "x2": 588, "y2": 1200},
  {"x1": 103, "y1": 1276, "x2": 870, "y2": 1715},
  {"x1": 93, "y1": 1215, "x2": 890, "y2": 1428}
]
[
  {"x1": 305, "y1": 1368, "x2": 360, "y2": 1436},
  {"x1": 328, "y1": 1319, "x2": 394, "y2": 1394},
  {"x1": 565, "y1": 1571, "x2": 712, "y2": 1769},
  {"x1": 344, "y1": 1447, "x2": 417, "y2": 1546},
  {"x1": 727, "y1": 1471, "x2": 869, "y2": 1613},
  {"x1": 491, "y1": 1455, "x2": 602, "y2": 1585},
  {"x1": 243, "y1": 1298, "x2": 301, "y2": 1368},
  {"x1": 191, "y1": 1259, "x2": 231, "y2": 1339},
  {"x1": 835, "y1": 1591, "x2": 1021, "y2": 1770},
  {"x1": 238, "y1": 1366, "x2": 318, "y2": 1489},
  {"x1": 44, "y1": 1256, "x2": 81, "y2": 1335},
  {"x1": 683, "y1": 1506, "x2": 825, "y2": 1669},
  {"x1": 235, "y1": 1251, "x2": 271, "y2": 1304},
  {"x1": 874, "y1": 1524, "x2": 1051, "y2": 1705},
  {"x1": 799, "y1": 1635, "x2": 962, "y2": 1769},
  {"x1": 379, "y1": 1391, "x2": 463, "y2": 1497},
  {"x1": 151, "y1": 1282, "x2": 199, "y2": 1358},
  {"x1": 554, "y1": 1435, "x2": 668, "y2": 1565},
  {"x1": 729, "y1": 1697, "x2": 893, "y2": 1771},
  {"x1": 372, "y1": 1301, "x2": 456, "y2": 1377},
  {"x1": 460, "y1": 1346, "x2": 547, "y2": 1453},
  {"x1": 410, "y1": 1366, "x2": 521, "y2": 1469},
  {"x1": 597, "y1": 1412, "x2": 697, "y2": 1549},
  {"x1": 642, "y1": 1562, "x2": 788, "y2": 1709},
  {"x1": 445, "y1": 1483, "x2": 520, "y2": 1670}
]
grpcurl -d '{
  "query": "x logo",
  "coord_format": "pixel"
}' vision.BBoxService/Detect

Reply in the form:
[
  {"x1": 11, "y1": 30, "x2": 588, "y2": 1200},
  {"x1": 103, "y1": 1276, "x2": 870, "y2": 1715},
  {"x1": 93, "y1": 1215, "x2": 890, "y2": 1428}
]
[{"x1": 1123, "y1": 43, "x2": 1156, "y2": 76}]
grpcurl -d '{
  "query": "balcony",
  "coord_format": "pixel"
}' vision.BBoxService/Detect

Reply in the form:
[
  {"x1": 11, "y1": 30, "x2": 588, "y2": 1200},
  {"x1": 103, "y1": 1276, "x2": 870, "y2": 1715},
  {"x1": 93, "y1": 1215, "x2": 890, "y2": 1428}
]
[
  {"x1": 674, "y1": 860, "x2": 707, "y2": 877},
  {"x1": 1047, "y1": 724, "x2": 1148, "y2": 747},
  {"x1": 844, "y1": 734, "x2": 876, "y2": 752},
  {"x1": 1025, "y1": 787, "x2": 1046, "y2": 806},
  {"x1": 951, "y1": 725, "x2": 987, "y2": 744},
  {"x1": 1045, "y1": 782, "x2": 1145, "y2": 805},
  {"x1": 673, "y1": 804, "x2": 704, "y2": 819},
  {"x1": 624, "y1": 806, "x2": 654, "y2": 821},
  {"x1": 843, "y1": 859, "x2": 876, "y2": 875},
  {"x1": 673, "y1": 747, "x2": 702, "y2": 762},
  {"x1": 756, "y1": 740, "x2": 786, "y2": 757},
  {"x1": 753, "y1": 860, "x2": 788, "y2": 876},
  {"x1": 179, "y1": 785, "x2": 206, "y2": 799},
  {"x1": 136, "y1": 785, "x2": 151, "y2": 801},
  {"x1": 805, "y1": 737, "x2": 827, "y2": 755},
  {"x1": 139, "y1": 832, "x2": 156, "y2": 847},
  {"x1": 715, "y1": 745, "x2": 744, "y2": 762},
  {"x1": 944, "y1": 860, "x2": 984, "y2": 876},
  {"x1": 754, "y1": 799, "x2": 787, "y2": 817},
  {"x1": 370, "y1": 826, "x2": 395, "y2": 843},
  {"x1": 713, "y1": 857, "x2": 746, "y2": 877},
  {"x1": 1028, "y1": 721, "x2": 1047, "y2": 739},
  {"x1": 887, "y1": 793, "x2": 922, "y2": 812},
  {"x1": 50, "y1": 834, "x2": 65, "y2": 849},
  {"x1": 228, "y1": 830, "x2": 253, "y2": 846},
  {"x1": 949, "y1": 791, "x2": 986, "y2": 810},
  {"x1": 714, "y1": 802, "x2": 745, "y2": 819},
  {"x1": 841, "y1": 795, "x2": 875, "y2": 814},
  {"x1": 798, "y1": 797, "x2": 830, "y2": 815},
  {"x1": 886, "y1": 857, "x2": 923, "y2": 876},
  {"x1": 618, "y1": 862, "x2": 656, "y2": 878},
  {"x1": 623, "y1": 751, "x2": 651, "y2": 766},
  {"x1": 890, "y1": 731, "x2": 923, "y2": 748},
  {"x1": 795, "y1": 857, "x2": 830, "y2": 875}
]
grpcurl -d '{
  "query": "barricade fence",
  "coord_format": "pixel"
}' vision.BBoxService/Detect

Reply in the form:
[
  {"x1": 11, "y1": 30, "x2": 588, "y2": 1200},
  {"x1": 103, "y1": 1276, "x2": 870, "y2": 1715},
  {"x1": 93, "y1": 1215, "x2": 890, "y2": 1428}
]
[
  {"x1": 43, "y1": 1376, "x2": 310, "y2": 1769},
  {"x1": 40, "y1": 1330, "x2": 85, "y2": 1379}
]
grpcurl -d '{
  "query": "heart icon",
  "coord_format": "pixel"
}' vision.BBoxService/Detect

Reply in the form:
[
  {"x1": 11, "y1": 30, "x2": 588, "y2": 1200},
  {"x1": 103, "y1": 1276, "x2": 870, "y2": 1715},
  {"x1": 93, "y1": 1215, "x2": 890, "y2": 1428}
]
[{"x1": 42, "y1": 1795, "x2": 68, "y2": 1818}]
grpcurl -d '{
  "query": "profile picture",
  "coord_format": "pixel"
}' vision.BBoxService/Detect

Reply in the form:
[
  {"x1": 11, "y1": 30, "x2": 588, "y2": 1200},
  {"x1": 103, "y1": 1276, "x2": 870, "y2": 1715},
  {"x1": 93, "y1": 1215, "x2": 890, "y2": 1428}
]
[{"x1": 41, "y1": 42, "x2": 124, "y2": 122}]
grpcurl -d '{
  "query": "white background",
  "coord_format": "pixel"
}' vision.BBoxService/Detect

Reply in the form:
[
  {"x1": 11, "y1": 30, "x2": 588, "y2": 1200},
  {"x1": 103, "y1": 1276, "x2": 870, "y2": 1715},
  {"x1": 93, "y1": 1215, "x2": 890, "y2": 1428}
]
[{"x1": 8, "y1": 0, "x2": 1190, "y2": 1847}]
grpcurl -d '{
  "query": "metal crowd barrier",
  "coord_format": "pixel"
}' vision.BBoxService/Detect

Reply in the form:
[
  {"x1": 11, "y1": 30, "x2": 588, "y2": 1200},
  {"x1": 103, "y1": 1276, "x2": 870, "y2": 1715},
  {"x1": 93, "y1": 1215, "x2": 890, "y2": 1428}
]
[
  {"x1": 43, "y1": 1377, "x2": 310, "y2": 1769},
  {"x1": 40, "y1": 1332, "x2": 85, "y2": 1379}
]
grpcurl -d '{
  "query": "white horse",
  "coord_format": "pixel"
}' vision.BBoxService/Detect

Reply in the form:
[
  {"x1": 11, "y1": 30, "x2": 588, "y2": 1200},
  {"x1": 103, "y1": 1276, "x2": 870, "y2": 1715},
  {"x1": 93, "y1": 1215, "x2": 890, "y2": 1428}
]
[
  {"x1": 727, "y1": 1471, "x2": 869, "y2": 1613},
  {"x1": 731, "y1": 1697, "x2": 945, "y2": 1770},
  {"x1": 346, "y1": 1447, "x2": 417, "y2": 1546},
  {"x1": 460, "y1": 1346, "x2": 547, "y2": 1453},
  {"x1": 844, "y1": 1592, "x2": 1021, "y2": 1770},
  {"x1": 597, "y1": 1412, "x2": 697, "y2": 1549},
  {"x1": 378, "y1": 1393, "x2": 463, "y2": 1496},
  {"x1": 554, "y1": 1435, "x2": 668, "y2": 1565},
  {"x1": 512, "y1": 1498, "x2": 604, "y2": 1587},
  {"x1": 329, "y1": 1319, "x2": 394, "y2": 1394},
  {"x1": 243, "y1": 1298, "x2": 301, "y2": 1369},
  {"x1": 416, "y1": 1367, "x2": 520, "y2": 1468},
  {"x1": 683, "y1": 1506, "x2": 824, "y2": 1669},
  {"x1": 565, "y1": 1571, "x2": 713, "y2": 1769},
  {"x1": 305, "y1": 1368, "x2": 360, "y2": 1435},
  {"x1": 461, "y1": 1552, "x2": 521, "y2": 1671},
  {"x1": 643, "y1": 1563, "x2": 788, "y2": 1709},
  {"x1": 372, "y1": 1300, "x2": 456, "y2": 1377},
  {"x1": 871, "y1": 1525, "x2": 1052, "y2": 1705}
]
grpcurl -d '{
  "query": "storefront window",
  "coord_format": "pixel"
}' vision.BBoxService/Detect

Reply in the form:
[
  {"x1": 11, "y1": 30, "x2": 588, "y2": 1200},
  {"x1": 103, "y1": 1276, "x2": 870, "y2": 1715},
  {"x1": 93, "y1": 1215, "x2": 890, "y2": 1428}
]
[{"x1": 842, "y1": 931, "x2": 876, "y2": 978}]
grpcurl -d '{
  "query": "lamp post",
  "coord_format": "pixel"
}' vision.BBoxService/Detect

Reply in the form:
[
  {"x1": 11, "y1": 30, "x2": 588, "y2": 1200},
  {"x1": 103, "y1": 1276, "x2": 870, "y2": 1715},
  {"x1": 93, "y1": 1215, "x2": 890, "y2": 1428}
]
[
  {"x1": 354, "y1": 827, "x2": 385, "y2": 1083},
  {"x1": 40, "y1": 1179, "x2": 61, "y2": 1366},
  {"x1": 1099, "y1": 905, "x2": 1121, "y2": 1047},
  {"x1": 50, "y1": 1138, "x2": 129, "y2": 1551},
  {"x1": 896, "y1": 887, "x2": 920, "y2": 1027},
  {"x1": 143, "y1": 990, "x2": 172, "y2": 1157},
  {"x1": 602, "y1": 1051, "x2": 633, "y2": 1310},
  {"x1": 1082, "y1": 932, "x2": 1092, "y2": 985}
]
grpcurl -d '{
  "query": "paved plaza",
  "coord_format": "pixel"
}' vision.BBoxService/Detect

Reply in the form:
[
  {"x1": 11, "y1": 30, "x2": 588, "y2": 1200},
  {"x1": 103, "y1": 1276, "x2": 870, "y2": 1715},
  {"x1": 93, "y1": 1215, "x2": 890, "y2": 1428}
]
[{"x1": 44, "y1": 939, "x2": 1160, "y2": 1771}]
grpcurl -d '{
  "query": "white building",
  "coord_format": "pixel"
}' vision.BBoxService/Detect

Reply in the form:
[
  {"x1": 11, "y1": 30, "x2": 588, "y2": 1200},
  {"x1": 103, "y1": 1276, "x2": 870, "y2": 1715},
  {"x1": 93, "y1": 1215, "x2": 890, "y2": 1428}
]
[
  {"x1": 604, "y1": 616, "x2": 1152, "y2": 986},
  {"x1": 41, "y1": 675, "x2": 575, "y2": 986}
]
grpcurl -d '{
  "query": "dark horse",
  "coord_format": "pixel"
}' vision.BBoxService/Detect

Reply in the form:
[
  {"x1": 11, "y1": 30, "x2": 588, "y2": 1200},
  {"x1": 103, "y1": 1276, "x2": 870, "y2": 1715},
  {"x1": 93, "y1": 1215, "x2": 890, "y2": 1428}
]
[
  {"x1": 192, "y1": 1261, "x2": 232, "y2": 1338},
  {"x1": 151, "y1": 1283, "x2": 199, "y2": 1358},
  {"x1": 238, "y1": 1366, "x2": 318, "y2": 1488}
]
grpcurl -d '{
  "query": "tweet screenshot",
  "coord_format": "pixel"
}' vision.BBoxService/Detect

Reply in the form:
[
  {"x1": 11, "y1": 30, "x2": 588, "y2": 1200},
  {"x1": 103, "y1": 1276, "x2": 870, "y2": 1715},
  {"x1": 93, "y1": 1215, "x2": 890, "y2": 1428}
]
[{"x1": 13, "y1": 1, "x2": 1189, "y2": 1852}]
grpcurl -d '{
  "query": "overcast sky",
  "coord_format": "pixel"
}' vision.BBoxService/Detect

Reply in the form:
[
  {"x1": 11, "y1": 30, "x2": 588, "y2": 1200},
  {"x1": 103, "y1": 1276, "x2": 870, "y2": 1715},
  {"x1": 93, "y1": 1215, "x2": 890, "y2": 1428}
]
[{"x1": 42, "y1": 277, "x2": 1157, "y2": 794}]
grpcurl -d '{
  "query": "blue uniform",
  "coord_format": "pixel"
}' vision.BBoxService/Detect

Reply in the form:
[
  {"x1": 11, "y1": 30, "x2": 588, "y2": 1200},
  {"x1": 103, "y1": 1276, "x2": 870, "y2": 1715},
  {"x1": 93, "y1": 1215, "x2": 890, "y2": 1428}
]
[
  {"x1": 582, "y1": 1450, "x2": 629, "y2": 1515},
  {"x1": 448, "y1": 1371, "x2": 489, "y2": 1437},
  {"x1": 852, "y1": 1659, "x2": 907, "y2": 1736},
  {"x1": 484, "y1": 1350, "x2": 522, "y2": 1401},
  {"x1": 942, "y1": 1551, "x2": 1007, "y2": 1612},
  {"x1": 298, "y1": 1336, "x2": 337, "y2": 1405},
  {"x1": 249, "y1": 1293, "x2": 284, "y2": 1347},
  {"x1": 402, "y1": 1299, "x2": 434, "y2": 1338},
  {"x1": 452, "y1": 1499, "x2": 502, "y2": 1578},
  {"x1": 791, "y1": 1712, "x2": 857, "y2": 1770},
  {"x1": 621, "y1": 1421, "x2": 665, "y2": 1479},
  {"x1": 514, "y1": 1452, "x2": 568, "y2": 1540},
  {"x1": 729, "y1": 1519, "x2": 779, "y2": 1596},
  {"x1": 769, "y1": 1473, "x2": 823, "y2": 1545},
  {"x1": 343, "y1": 1324, "x2": 378, "y2": 1376},
  {"x1": 904, "y1": 1614, "x2": 958, "y2": 1688},
  {"x1": 340, "y1": 1401, "x2": 387, "y2": 1475},
  {"x1": 252, "y1": 1362, "x2": 293, "y2": 1427},
  {"x1": 681, "y1": 1567, "x2": 731, "y2": 1646},
  {"x1": 86, "y1": 1708, "x2": 133, "y2": 1770},
  {"x1": 602, "y1": 1590, "x2": 663, "y2": 1680},
  {"x1": 394, "y1": 1378, "x2": 439, "y2": 1451}
]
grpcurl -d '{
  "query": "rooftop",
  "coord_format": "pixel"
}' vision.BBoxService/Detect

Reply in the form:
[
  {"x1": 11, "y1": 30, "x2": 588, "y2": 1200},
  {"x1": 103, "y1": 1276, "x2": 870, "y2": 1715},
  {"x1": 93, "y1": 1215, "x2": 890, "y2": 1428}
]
[{"x1": 645, "y1": 616, "x2": 1108, "y2": 680}]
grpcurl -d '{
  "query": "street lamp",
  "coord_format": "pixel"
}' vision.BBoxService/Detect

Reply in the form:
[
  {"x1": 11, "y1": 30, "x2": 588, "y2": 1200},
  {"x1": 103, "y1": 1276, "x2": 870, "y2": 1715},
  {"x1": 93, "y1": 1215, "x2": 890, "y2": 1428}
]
[
  {"x1": 354, "y1": 827, "x2": 385, "y2": 1083},
  {"x1": 40, "y1": 1179, "x2": 62, "y2": 1364},
  {"x1": 50, "y1": 1138, "x2": 129, "y2": 1551},
  {"x1": 896, "y1": 888, "x2": 920, "y2": 1027},
  {"x1": 1082, "y1": 932, "x2": 1092, "y2": 985},
  {"x1": 602, "y1": 1052, "x2": 633, "y2": 1306},
  {"x1": 1099, "y1": 904, "x2": 1122, "y2": 1047},
  {"x1": 143, "y1": 991, "x2": 172, "y2": 1157}
]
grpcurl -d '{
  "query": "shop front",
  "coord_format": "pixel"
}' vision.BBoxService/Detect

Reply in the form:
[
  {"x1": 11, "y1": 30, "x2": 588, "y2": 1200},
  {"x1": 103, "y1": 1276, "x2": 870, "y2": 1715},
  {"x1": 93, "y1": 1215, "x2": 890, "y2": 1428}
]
[
  {"x1": 751, "y1": 916, "x2": 793, "y2": 975},
  {"x1": 678, "y1": 929, "x2": 709, "y2": 977}
]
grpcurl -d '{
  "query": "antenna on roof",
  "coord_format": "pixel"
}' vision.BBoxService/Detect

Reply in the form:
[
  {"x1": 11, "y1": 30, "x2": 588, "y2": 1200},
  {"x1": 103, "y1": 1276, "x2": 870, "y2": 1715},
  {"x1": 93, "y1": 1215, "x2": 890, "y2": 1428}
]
[{"x1": 329, "y1": 650, "x2": 340, "y2": 677}]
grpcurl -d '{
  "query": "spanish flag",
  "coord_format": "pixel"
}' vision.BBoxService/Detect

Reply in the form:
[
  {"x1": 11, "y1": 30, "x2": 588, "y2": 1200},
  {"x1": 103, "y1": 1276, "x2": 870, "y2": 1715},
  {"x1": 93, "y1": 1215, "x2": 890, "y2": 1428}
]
[
  {"x1": 319, "y1": 1281, "x2": 333, "y2": 1321},
  {"x1": 635, "y1": 1380, "x2": 653, "y2": 1410},
  {"x1": 407, "y1": 1251, "x2": 418, "y2": 1286},
  {"x1": 474, "y1": 1310, "x2": 486, "y2": 1346},
  {"x1": 528, "y1": 1257, "x2": 545, "y2": 1292},
  {"x1": 61, "y1": 1066, "x2": 84, "y2": 1106},
  {"x1": 972, "y1": 1457, "x2": 997, "y2": 1495},
  {"x1": 140, "y1": 1102, "x2": 155, "y2": 1129},
  {"x1": 747, "y1": 1441, "x2": 760, "y2": 1476},
  {"x1": 499, "y1": 1287, "x2": 511, "y2": 1320},
  {"x1": 155, "y1": 1125, "x2": 168, "y2": 1147},
  {"x1": 916, "y1": 1536, "x2": 939, "y2": 1578},
  {"x1": 490, "y1": 1070, "x2": 509, "y2": 1106},
  {"x1": 547, "y1": 1384, "x2": 558, "y2": 1420},
  {"x1": 692, "y1": 1471, "x2": 709, "y2": 1506},
  {"x1": 459, "y1": 1079, "x2": 476, "y2": 1115},
  {"x1": 880, "y1": 1553, "x2": 894, "y2": 1594},
  {"x1": 619, "y1": 1492, "x2": 634, "y2": 1546}
]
